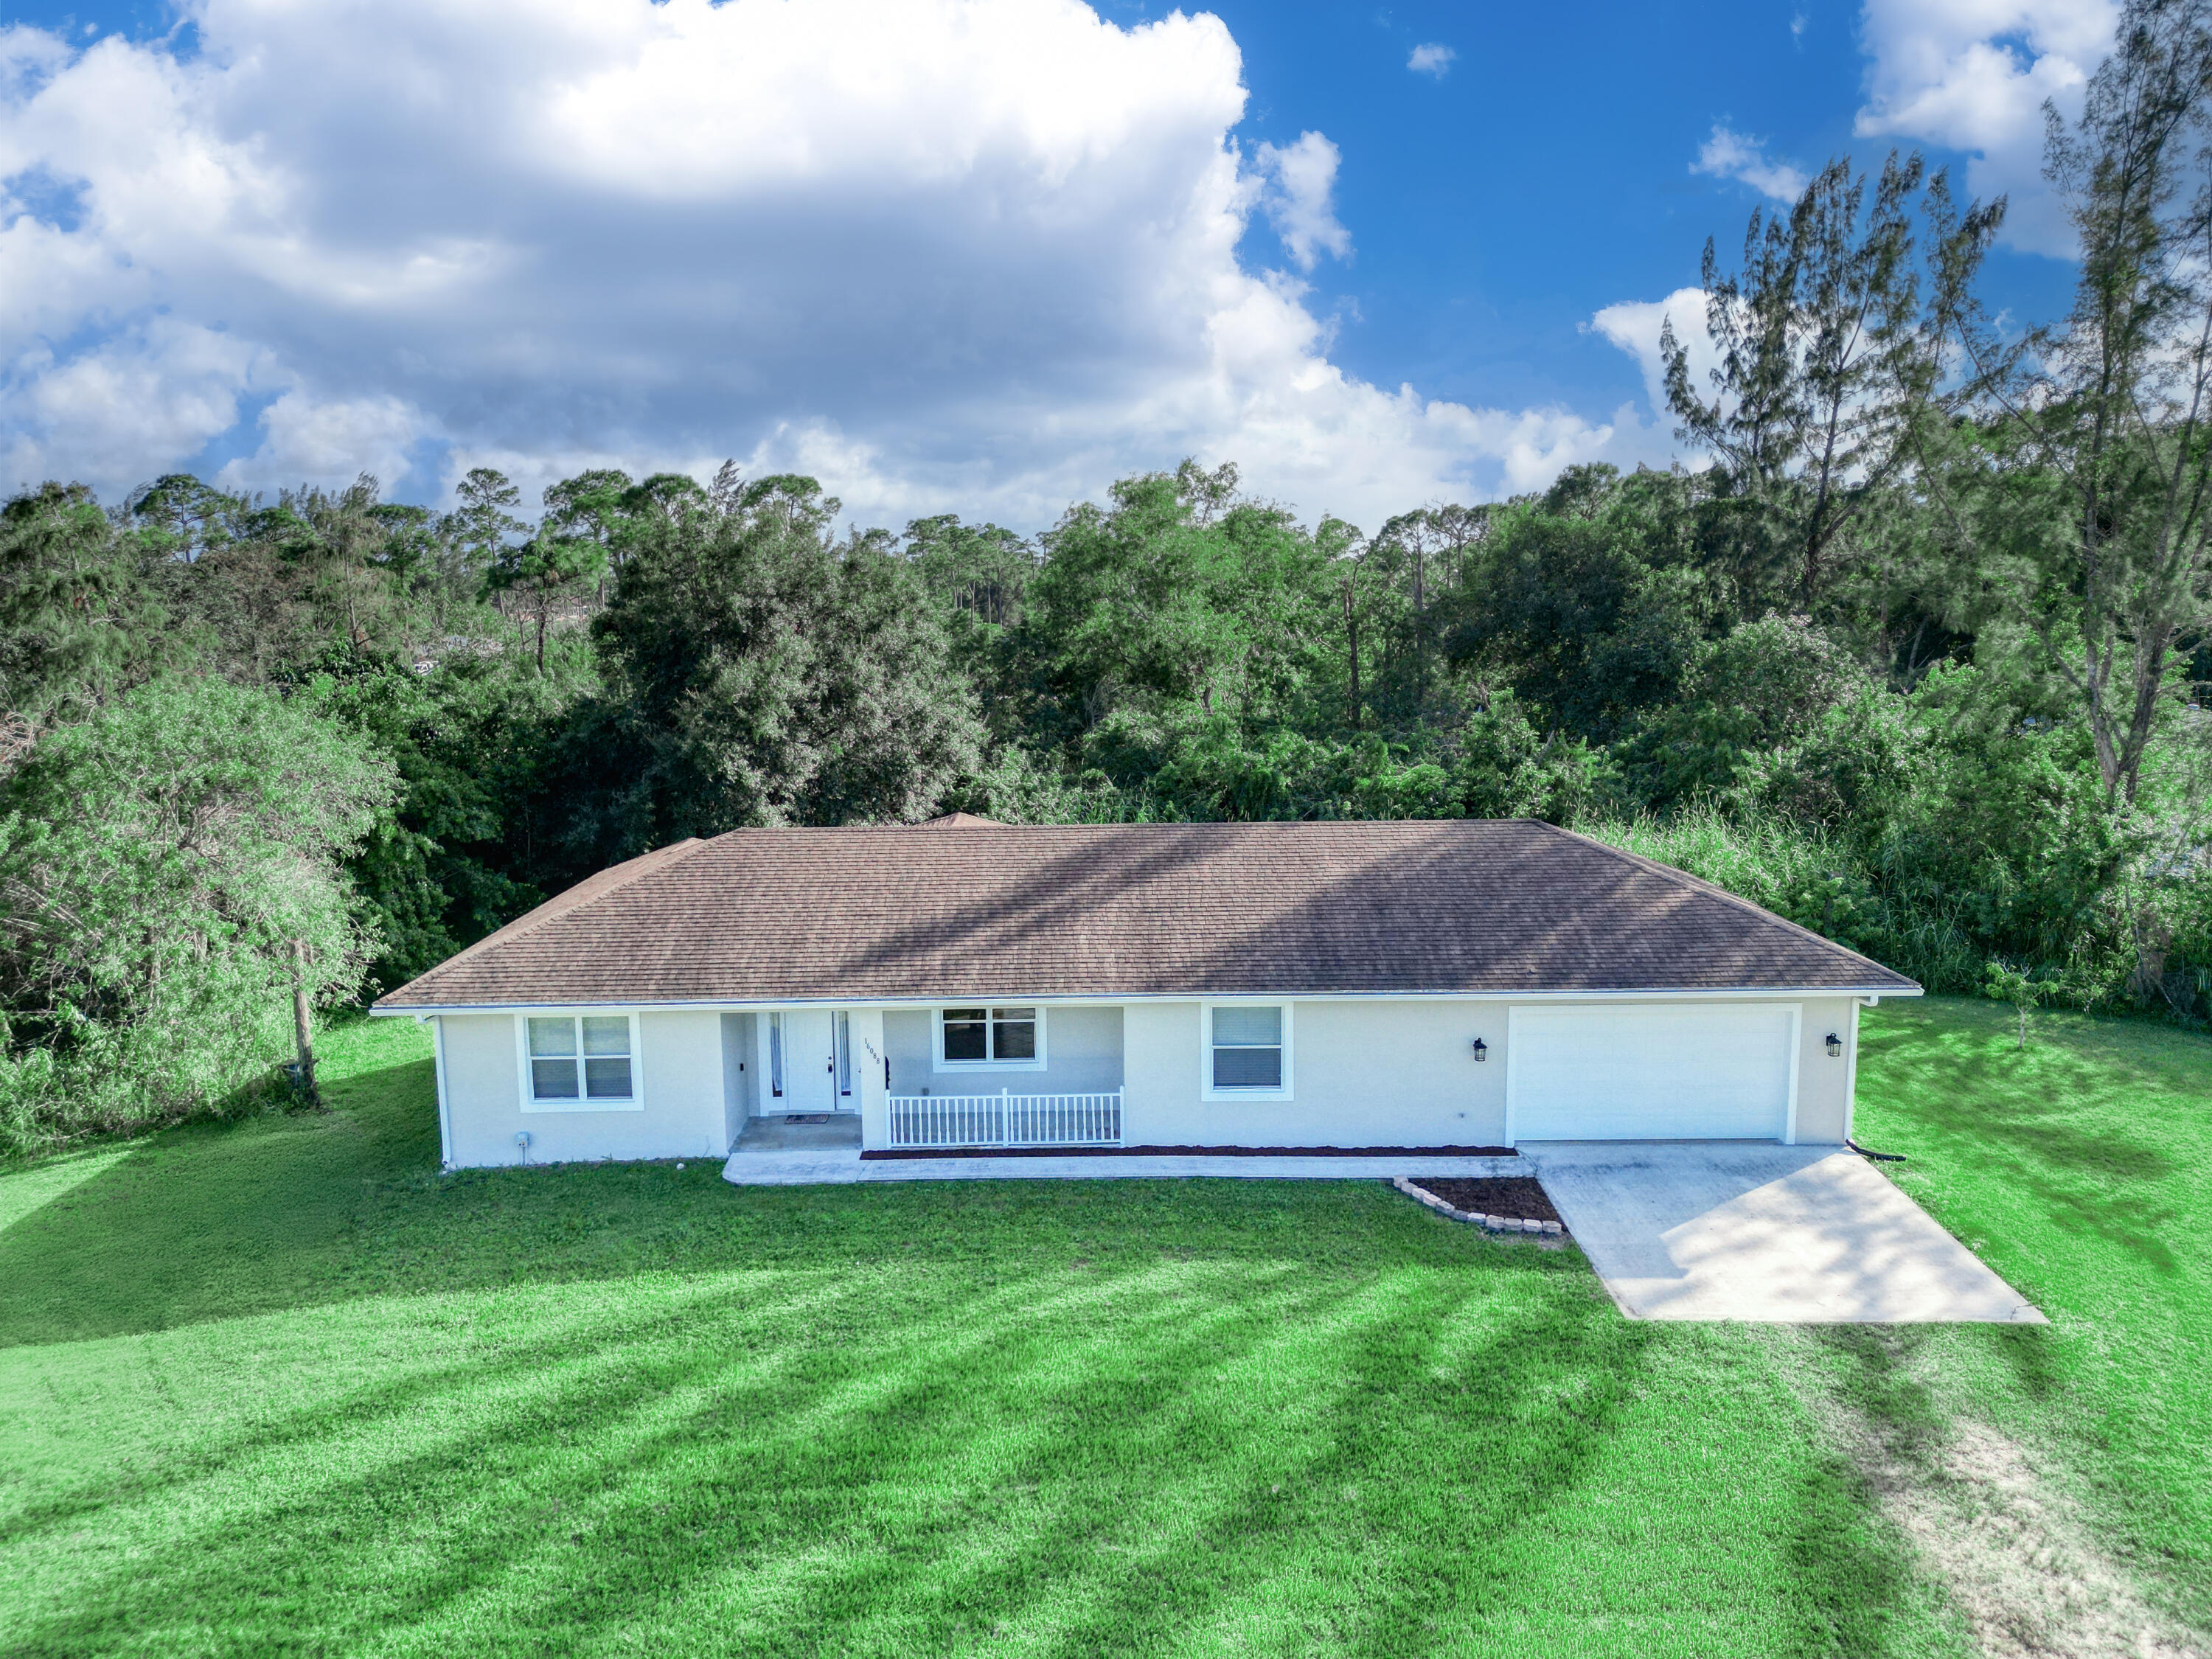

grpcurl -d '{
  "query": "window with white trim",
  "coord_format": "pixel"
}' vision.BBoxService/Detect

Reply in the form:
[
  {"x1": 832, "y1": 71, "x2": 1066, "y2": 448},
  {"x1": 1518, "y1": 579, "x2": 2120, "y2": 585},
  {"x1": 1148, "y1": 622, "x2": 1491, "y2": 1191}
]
[
  {"x1": 937, "y1": 1006, "x2": 1043, "y2": 1068},
  {"x1": 1206, "y1": 1004, "x2": 1289, "y2": 1095},
  {"x1": 768, "y1": 1012, "x2": 785, "y2": 1098},
  {"x1": 525, "y1": 1014, "x2": 636, "y2": 1106}
]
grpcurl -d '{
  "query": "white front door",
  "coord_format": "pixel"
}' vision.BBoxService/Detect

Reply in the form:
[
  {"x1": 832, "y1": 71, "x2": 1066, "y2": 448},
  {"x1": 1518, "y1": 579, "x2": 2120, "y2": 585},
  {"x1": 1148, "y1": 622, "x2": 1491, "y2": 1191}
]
[
  {"x1": 1508, "y1": 1004, "x2": 1799, "y2": 1142},
  {"x1": 765, "y1": 1009, "x2": 855, "y2": 1114}
]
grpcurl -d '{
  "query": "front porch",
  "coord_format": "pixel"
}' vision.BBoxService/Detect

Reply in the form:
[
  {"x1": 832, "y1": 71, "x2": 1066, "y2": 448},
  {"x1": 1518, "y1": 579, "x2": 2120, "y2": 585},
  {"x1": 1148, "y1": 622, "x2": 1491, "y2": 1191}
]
[
  {"x1": 723, "y1": 1003, "x2": 1133, "y2": 1154},
  {"x1": 717, "y1": 998, "x2": 1517, "y2": 1166},
  {"x1": 726, "y1": 1150, "x2": 1522, "y2": 1186}
]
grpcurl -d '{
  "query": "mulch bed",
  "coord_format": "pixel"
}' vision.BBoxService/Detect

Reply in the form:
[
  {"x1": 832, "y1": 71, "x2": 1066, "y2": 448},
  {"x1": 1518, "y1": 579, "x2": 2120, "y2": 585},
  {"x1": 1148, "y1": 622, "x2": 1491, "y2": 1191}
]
[{"x1": 1405, "y1": 1177, "x2": 1561, "y2": 1225}]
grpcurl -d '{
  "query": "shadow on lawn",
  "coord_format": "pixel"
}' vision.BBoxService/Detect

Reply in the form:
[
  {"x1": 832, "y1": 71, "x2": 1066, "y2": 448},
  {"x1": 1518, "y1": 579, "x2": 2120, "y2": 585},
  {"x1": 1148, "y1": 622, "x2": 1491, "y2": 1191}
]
[
  {"x1": 1, "y1": 1230, "x2": 1662, "y2": 1655},
  {"x1": 1871, "y1": 1034, "x2": 2177, "y2": 1180},
  {"x1": 3, "y1": 1270, "x2": 1941, "y2": 1659},
  {"x1": 4, "y1": 1251, "x2": 1932, "y2": 1659},
  {"x1": 1863, "y1": 1018, "x2": 2185, "y2": 1279},
  {"x1": 0, "y1": 1057, "x2": 443, "y2": 1346},
  {"x1": 0, "y1": 1048, "x2": 1952, "y2": 1655},
  {"x1": 1787, "y1": 1450, "x2": 1949, "y2": 1659}
]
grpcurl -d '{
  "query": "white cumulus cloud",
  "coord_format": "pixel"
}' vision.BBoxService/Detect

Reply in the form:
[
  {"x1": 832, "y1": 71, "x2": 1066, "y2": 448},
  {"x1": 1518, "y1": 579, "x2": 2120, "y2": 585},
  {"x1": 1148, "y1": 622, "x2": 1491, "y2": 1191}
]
[
  {"x1": 0, "y1": 0, "x2": 1673, "y2": 529},
  {"x1": 1854, "y1": 0, "x2": 2117, "y2": 252},
  {"x1": 1589, "y1": 288, "x2": 1725, "y2": 423},
  {"x1": 1407, "y1": 43, "x2": 1455, "y2": 77},
  {"x1": 215, "y1": 391, "x2": 428, "y2": 495},
  {"x1": 1, "y1": 319, "x2": 276, "y2": 491},
  {"x1": 1252, "y1": 129, "x2": 1352, "y2": 273},
  {"x1": 1691, "y1": 124, "x2": 1810, "y2": 202}
]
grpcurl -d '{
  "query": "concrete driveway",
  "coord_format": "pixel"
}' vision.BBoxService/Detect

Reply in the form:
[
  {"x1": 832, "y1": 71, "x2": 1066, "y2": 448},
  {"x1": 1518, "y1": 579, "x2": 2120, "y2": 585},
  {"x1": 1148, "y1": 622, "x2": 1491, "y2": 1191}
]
[{"x1": 1523, "y1": 1142, "x2": 2046, "y2": 1324}]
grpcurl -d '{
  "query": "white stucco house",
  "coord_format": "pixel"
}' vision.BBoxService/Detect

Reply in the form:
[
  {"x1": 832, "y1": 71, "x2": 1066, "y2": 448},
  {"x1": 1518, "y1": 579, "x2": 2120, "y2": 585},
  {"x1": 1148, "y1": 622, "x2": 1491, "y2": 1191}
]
[{"x1": 369, "y1": 815, "x2": 1919, "y2": 1169}]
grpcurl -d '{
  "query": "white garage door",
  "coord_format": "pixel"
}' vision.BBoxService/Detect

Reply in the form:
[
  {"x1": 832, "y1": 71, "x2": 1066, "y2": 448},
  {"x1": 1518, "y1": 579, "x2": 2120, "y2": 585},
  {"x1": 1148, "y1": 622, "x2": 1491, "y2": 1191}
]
[{"x1": 1509, "y1": 1004, "x2": 1798, "y2": 1141}]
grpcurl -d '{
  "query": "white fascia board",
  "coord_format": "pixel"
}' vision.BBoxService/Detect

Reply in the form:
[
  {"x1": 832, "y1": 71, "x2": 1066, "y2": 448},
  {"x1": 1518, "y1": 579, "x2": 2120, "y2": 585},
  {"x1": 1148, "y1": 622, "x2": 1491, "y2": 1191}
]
[{"x1": 372, "y1": 983, "x2": 1921, "y2": 1018}]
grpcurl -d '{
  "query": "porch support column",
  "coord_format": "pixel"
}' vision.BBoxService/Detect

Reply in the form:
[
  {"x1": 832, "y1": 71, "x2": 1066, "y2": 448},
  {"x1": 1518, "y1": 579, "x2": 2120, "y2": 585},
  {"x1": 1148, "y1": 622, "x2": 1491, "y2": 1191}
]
[{"x1": 852, "y1": 1008, "x2": 889, "y2": 1151}]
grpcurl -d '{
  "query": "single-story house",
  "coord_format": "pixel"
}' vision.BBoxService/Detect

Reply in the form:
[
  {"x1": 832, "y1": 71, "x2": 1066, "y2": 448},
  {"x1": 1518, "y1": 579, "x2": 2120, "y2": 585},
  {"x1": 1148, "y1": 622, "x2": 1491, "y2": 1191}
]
[{"x1": 369, "y1": 815, "x2": 1920, "y2": 1169}]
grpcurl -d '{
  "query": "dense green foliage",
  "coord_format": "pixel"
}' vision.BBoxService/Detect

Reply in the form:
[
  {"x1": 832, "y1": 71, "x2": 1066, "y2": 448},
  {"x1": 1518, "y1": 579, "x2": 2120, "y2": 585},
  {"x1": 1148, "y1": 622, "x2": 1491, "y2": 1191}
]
[
  {"x1": 2, "y1": 3, "x2": 2211, "y2": 1152},
  {"x1": 0, "y1": 678, "x2": 394, "y2": 1149},
  {"x1": 0, "y1": 1001, "x2": 2202, "y2": 1654}
]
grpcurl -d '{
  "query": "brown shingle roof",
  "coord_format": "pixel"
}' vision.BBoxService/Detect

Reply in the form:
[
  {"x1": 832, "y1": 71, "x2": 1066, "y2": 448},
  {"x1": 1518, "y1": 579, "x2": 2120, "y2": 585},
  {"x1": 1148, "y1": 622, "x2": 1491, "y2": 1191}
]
[{"x1": 373, "y1": 818, "x2": 1919, "y2": 1008}]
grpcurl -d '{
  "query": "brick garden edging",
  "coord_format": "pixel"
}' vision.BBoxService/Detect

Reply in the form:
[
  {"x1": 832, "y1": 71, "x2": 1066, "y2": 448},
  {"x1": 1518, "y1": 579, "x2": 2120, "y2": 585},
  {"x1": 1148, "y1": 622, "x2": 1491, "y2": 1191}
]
[{"x1": 1391, "y1": 1176, "x2": 1566, "y2": 1237}]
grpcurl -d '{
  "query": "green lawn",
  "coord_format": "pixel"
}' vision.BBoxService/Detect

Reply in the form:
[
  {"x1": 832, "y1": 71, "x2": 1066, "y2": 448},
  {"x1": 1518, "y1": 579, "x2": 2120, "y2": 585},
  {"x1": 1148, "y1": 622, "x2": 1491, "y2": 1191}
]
[{"x1": 0, "y1": 1001, "x2": 2203, "y2": 1658}]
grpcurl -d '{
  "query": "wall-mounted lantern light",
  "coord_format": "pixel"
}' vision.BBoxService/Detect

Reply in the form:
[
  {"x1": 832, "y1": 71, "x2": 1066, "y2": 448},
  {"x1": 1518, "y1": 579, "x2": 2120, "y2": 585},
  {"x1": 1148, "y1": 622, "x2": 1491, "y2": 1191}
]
[
  {"x1": 1471, "y1": 1037, "x2": 1488, "y2": 1062},
  {"x1": 1824, "y1": 1032, "x2": 1843, "y2": 1058}
]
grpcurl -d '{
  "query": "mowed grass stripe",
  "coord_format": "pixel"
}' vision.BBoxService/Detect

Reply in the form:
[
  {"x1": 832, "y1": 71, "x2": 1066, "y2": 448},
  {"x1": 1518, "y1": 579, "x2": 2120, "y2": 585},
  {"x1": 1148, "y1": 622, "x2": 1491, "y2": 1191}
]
[
  {"x1": 2, "y1": 1259, "x2": 1882, "y2": 1655},
  {"x1": 10, "y1": 999, "x2": 2204, "y2": 1655}
]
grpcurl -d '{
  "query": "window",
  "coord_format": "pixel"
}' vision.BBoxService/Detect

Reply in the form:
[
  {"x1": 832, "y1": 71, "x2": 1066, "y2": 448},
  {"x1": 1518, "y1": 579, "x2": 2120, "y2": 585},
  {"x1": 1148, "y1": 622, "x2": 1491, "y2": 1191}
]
[
  {"x1": 835, "y1": 1010, "x2": 852, "y2": 1098},
  {"x1": 942, "y1": 1007, "x2": 987, "y2": 1060},
  {"x1": 581, "y1": 1016, "x2": 633, "y2": 1099},
  {"x1": 521, "y1": 1014, "x2": 640, "y2": 1110},
  {"x1": 936, "y1": 1006, "x2": 1045, "y2": 1070},
  {"x1": 1205, "y1": 1004, "x2": 1290, "y2": 1098},
  {"x1": 527, "y1": 1017, "x2": 578, "y2": 1099},
  {"x1": 994, "y1": 1008, "x2": 1037, "y2": 1060},
  {"x1": 768, "y1": 1012, "x2": 785, "y2": 1098}
]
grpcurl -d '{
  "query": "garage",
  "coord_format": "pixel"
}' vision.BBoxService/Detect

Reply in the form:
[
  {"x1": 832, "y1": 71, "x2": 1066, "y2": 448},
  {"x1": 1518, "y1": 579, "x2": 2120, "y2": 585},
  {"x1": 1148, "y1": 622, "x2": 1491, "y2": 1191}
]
[{"x1": 1507, "y1": 1004, "x2": 1801, "y2": 1142}]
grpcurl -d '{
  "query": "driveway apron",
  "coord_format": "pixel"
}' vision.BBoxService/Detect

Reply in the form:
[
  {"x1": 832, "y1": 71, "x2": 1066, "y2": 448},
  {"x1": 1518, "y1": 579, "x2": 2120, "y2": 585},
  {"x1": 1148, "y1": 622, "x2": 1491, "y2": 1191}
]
[{"x1": 1523, "y1": 1142, "x2": 2046, "y2": 1323}]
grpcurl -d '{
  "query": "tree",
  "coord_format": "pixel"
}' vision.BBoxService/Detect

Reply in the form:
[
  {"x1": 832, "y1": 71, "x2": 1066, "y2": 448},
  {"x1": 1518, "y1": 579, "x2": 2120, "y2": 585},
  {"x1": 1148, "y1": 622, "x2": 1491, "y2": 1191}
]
[
  {"x1": 1983, "y1": 959, "x2": 2051, "y2": 1049},
  {"x1": 127, "y1": 473, "x2": 251, "y2": 562},
  {"x1": 1, "y1": 484, "x2": 184, "y2": 743},
  {"x1": 900, "y1": 515, "x2": 1042, "y2": 742},
  {"x1": 618, "y1": 473, "x2": 711, "y2": 538},
  {"x1": 0, "y1": 675, "x2": 395, "y2": 1150},
  {"x1": 1661, "y1": 154, "x2": 2011, "y2": 615},
  {"x1": 539, "y1": 470, "x2": 717, "y2": 589},
  {"x1": 288, "y1": 475, "x2": 408, "y2": 655},
  {"x1": 1984, "y1": 0, "x2": 2212, "y2": 810},
  {"x1": 314, "y1": 650, "x2": 588, "y2": 990},
  {"x1": 1024, "y1": 465, "x2": 1343, "y2": 746},
  {"x1": 1622, "y1": 616, "x2": 1885, "y2": 812},
  {"x1": 136, "y1": 477, "x2": 432, "y2": 680},
  {"x1": 366, "y1": 501, "x2": 442, "y2": 595},
  {"x1": 485, "y1": 532, "x2": 608, "y2": 670},
  {"x1": 581, "y1": 475, "x2": 983, "y2": 843},
  {"x1": 443, "y1": 467, "x2": 531, "y2": 613},
  {"x1": 1364, "y1": 504, "x2": 1487, "y2": 725},
  {"x1": 539, "y1": 468, "x2": 635, "y2": 582},
  {"x1": 1439, "y1": 506, "x2": 1698, "y2": 742},
  {"x1": 902, "y1": 515, "x2": 1038, "y2": 627}
]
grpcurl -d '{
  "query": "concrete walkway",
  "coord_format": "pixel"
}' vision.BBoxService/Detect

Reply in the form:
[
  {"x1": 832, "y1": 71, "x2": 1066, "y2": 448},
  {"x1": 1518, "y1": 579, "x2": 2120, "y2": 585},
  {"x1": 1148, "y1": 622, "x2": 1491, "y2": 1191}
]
[
  {"x1": 1523, "y1": 1141, "x2": 2045, "y2": 1324},
  {"x1": 723, "y1": 1147, "x2": 1523, "y2": 1186}
]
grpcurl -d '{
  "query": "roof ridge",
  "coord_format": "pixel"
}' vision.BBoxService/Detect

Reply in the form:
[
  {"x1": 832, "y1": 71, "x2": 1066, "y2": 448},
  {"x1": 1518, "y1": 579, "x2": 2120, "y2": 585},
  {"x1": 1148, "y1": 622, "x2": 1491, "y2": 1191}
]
[
  {"x1": 381, "y1": 836, "x2": 709, "y2": 1003},
  {"x1": 1537, "y1": 821, "x2": 1906, "y2": 983}
]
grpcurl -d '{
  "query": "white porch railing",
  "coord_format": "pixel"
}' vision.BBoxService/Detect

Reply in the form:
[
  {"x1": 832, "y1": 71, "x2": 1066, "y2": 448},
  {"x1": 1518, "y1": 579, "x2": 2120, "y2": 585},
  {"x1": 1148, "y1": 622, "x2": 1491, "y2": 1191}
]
[{"x1": 887, "y1": 1090, "x2": 1123, "y2": 1150}]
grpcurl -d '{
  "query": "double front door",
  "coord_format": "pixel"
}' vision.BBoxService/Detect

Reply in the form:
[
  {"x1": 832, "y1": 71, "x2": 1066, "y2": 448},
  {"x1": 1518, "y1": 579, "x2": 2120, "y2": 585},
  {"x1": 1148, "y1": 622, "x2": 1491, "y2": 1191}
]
[{"x1": 767, "y1": 1009, "x2": 855, "y2": 1114}]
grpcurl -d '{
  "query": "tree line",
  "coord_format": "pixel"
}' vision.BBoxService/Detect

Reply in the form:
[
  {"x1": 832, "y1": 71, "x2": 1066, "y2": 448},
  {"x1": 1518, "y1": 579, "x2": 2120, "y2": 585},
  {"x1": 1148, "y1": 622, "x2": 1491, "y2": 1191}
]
[{"x1": 3, "y1": 0, "x2": 2210, "y2": 1151}]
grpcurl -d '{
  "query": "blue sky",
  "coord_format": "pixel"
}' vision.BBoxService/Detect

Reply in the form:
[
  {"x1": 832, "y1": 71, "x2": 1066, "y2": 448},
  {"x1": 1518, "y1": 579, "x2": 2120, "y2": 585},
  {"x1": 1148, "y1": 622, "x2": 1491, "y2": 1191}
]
[
  {"x1": 1, "y1": 0, "x2": 2107, "y2": 531},
  {"x1": 1206, "y1": 0, "x2": 2080, "y2": 414}
]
